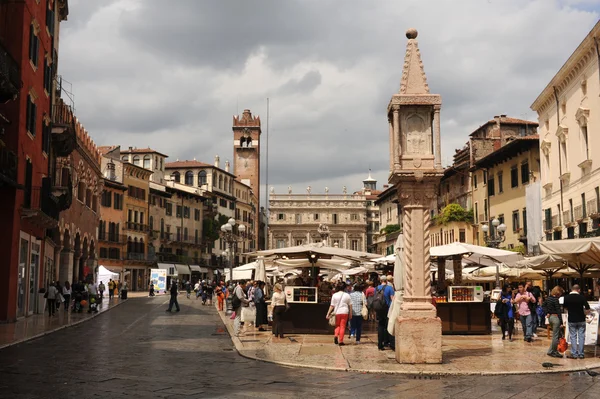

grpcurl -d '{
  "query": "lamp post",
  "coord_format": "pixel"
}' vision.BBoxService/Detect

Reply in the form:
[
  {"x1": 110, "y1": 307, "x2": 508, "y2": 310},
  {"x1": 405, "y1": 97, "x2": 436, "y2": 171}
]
[
  {"x1": 220, "y1": 218, "x2": 246, "y2": 315},
  {"x1": 481, "y1": 218, "x2": 507, "y2": 288}
]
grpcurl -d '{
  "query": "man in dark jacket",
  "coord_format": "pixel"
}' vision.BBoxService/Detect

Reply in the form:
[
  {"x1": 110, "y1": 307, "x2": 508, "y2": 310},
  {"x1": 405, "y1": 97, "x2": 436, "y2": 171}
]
[
  {"x1": 166, "y1": 281, "x2": 181, "y2": 312},
  {"x1": 563, "y1": 284, "x2": 590, "y2": 359}
]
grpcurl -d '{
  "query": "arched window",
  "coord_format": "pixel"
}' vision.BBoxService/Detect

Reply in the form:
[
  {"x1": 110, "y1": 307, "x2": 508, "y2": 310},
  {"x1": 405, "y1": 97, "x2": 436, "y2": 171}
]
[
  {"x1": 213, "y1": 173, "x2": 218, "y2": 187},
  {"x1": 154, "y1": 156, "x2": 158, "y2": 170},
  {"x1": 121, "y1": 156, "x2": 128, "y2": 162},
  {"x1": 133, "y1": 155, "x2": 140, "y2": 166},
  {"x1": 133, "y1": 237, "x2": 139, "y2": 253},
  {"x1": 198, "y1": 170, "x2": 207, "y2": 186},
  {"x1": 218, "y1": 175, "x2": 223, "y2": 189},
  {"x1": 224, "y1": 177, "x2": 228, "y2": 192},
  {"x1": 185, "y1": 171, "x2": 194, "y2": 185},
  {"x1": 171, "y1": 171, "x2": 181, "y2": 183},
  {"x1": 143, "y1": 155, "x2": 151, "y2": 169}
]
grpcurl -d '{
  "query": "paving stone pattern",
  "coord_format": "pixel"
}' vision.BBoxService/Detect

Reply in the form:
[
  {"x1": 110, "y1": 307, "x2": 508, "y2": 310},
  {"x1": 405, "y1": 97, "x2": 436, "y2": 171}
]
[{"x1": 0, "y1": 297, "x2": 599, "y2": 398}]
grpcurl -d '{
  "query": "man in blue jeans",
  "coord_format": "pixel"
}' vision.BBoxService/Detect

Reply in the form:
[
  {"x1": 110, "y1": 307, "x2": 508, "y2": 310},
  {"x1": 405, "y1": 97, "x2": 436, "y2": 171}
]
[
  {"x1": 376, "y1": 276, "x2": 395, "y2": 351},
  {"x1": 515, "y1": 283, "x2": 535, "y2": 342},
  {"x1": 563, "y1": 284, "x2": 590, "y2": 359}
]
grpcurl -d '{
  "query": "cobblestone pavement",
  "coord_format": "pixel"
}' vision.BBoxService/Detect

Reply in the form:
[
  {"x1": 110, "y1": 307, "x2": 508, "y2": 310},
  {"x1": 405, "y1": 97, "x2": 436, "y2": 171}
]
[{"x1": 1, "y1": 297, "x2": 600, "y2": 399}]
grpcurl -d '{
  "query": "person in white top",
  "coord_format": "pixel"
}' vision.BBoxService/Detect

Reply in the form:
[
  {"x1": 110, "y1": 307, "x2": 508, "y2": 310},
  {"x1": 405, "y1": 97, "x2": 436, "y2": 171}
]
[
  {"x1": 62, "y1": 281, "x2": 72, "y2": 311},
  {"x1": 46, "y1": 283, "x2": 58, "y2": 317},
  {"x1": 326, "y1": 282, "x2": 352, "y2": 346},
  {"x1": 271, "y1": 283, "x2": 287, "y2": 339}
]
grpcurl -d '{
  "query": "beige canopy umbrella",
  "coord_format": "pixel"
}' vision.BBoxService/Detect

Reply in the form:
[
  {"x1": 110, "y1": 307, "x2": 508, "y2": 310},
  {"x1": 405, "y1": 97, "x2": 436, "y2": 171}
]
[
  {"x1": 247, "y1": 242, "x2": 379, "y2": 262},
  {"x1": 539, "y1": 237, "x2": 600, "y2": 280}
]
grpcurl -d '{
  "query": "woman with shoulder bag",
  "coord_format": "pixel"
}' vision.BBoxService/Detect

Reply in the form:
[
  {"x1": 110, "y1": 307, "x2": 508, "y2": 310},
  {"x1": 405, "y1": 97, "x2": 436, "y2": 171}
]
[
  {"x1": 271, "y1": 284, "x2": 287, "y2": 339},
  {"x1": 544, "y1": 286, "x2": 564, "y2": 358},
  {"x1": 325, "y1": 282, "x2": 352, "y2": 346},
  {"x1": 495, "y1": 285, "x2": 515, "y2": 341}
]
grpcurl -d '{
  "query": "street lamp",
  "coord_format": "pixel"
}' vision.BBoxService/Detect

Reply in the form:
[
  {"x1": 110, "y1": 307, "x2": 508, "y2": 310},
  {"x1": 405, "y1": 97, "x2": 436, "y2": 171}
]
[
  {"x1": 220, "y1": 218, "x2": 246, "y2": 315},
  {"x1": 481, "y1": 218, "x2": 507, "y2": 288}
]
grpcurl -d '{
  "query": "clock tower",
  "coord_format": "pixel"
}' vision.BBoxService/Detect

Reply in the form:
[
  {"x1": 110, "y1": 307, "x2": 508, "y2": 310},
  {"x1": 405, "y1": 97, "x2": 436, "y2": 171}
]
[{"x1": 233, "y1": 108, "x2": 261, "y2": 210}]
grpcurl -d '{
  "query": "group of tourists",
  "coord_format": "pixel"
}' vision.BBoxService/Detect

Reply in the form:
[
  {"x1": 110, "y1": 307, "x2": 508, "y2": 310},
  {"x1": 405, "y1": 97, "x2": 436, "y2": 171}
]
[
  {"x1": 229, "y1": 280, "x2": 271, "y2": 337},
  {"x1": 494, "y1": 280, "x2": 596, "y2": 359},
  {"x1": 45, "y1": 279, "x2": 113, "y2": 316}
]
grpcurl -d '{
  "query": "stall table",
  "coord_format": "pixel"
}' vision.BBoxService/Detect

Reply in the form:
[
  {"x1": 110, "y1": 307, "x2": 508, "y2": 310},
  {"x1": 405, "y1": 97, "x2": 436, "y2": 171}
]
[{"x1": 280, "y1": 286, "x2": 333, "y2": 334}]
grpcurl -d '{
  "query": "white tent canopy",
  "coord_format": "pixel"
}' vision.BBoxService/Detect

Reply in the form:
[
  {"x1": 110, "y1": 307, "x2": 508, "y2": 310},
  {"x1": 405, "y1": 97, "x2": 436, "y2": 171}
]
[
  {"x1": 430, "y1": 242, "x2": 524, "y2": 267},
  {"x1": 247, "y1": 242, "x2": 380, "y2": 262}
]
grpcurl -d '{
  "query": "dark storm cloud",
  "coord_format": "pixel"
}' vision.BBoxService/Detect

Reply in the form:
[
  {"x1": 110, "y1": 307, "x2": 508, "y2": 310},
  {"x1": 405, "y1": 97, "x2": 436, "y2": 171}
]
[{"x1": 57, "y1": 0, "x2": 600, "y2": 196}]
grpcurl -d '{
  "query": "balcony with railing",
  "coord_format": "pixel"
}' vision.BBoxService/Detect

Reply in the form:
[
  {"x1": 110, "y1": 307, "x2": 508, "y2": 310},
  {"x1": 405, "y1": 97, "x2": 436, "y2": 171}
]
[
  {"x1": 98, "y1": 232, "x2": 127, "y2": 244},
  {"x1": 126, "y1": 252, "x2": 155, "y2": 263},
  {"x1": 0, "y1": 145, "x2": 18, "y2": 188},
  {"x1": 51, "y1": 99, "x2": 77, "y2": 157},
  {"x1": 21, "y1": 185, "x2": 59, "y2": 229},
  {"x1": 159, "y1": 231, "x2": 173, "y2": 242},
  {"x1": 0, "y1": 43, "x2": 20, "y2": 103},
  {"x1": 124, "y1": 222, "x2": 149, "y2": 232}
]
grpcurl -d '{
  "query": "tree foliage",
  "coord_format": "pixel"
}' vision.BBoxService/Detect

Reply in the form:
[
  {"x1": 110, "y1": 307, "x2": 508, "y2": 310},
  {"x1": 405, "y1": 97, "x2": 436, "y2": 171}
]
[
  {"x1": 381, "y1": 224, "x2": 401, "y2": 235},
  {"x1": 203, "y1": 214, "x2": 229, "y2": 243},
  {"x1": 433, "y1": 204, "x2": 473, "y2": 225}
]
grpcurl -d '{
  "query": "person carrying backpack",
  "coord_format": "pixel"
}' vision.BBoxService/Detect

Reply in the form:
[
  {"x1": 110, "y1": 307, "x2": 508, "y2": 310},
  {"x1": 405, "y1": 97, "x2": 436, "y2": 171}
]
[{"x1": 374, "y1": 276, "x2": 395, "y2": 351}]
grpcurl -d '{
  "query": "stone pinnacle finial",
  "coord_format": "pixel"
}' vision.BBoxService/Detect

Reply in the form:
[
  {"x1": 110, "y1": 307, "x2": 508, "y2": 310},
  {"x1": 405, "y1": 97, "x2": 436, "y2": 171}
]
[{"x1": 406, "y1": 28, "x2": 418, "y2": 39}]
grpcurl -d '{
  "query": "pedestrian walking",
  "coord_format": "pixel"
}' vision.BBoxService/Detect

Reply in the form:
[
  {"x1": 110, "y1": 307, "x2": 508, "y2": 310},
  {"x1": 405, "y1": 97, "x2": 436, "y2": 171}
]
[
  {"x1": 254, "y1": 281, "x2": 268, "y2": 331},
  {"x1": 543, "y1": 285, "x2": 564, "y2": 358},
  {"x1": 515, "y1": 283, "x2": 536, "y2": 342},
  {"x1": 185, "y1": 280, "x2": 192, "y2": 299},
  {"x1": 364, "y1": 280, "x2": 376, "y2": 321},
  {"x1": 216, "y1": 282, "x2": 225, "y2": 311},
  {"x1": 232, "y1": 280, "x2": 250, "y2": 336},
  {"x1": 241, "y1": 282, "x2": 256, "y2": 330},
  {"x1": 349, "y1": 283, "x2": 365, "y2": 344},
  {"x1": 494, "y1": 285, "x2": 515, "y2": 341},
  {"x1": 62, "y1": 281, "x2": 71, "y2": 311},
  {"x1": 271, "y1": 283, "x2": 286, "y2": 339},
  {"x1": 374, "y1": 276, "x2": 395, "y2": 350},
  {"x1": 563, "y1": 284, "x2": 591, "y2": 359},
  {"x1": 526, "y1": 281, "x2": 542, "y2": 338},
  {"x1": 98, "y1": 281, "x2": 105, "y2": 301},
  {"x1": 46, "y1": 282, "x2": 58, "y2": 317},
  {"x1": 166, "y1": 281, "x2": 180, "y2": 312},
  {"x1": 205, "y1": 281, "x2": 213, "y2": 305},
  {"x1": 108, "y1": 279, "x2": 114, "y2": 299},
  {"x1": 326, "y1": 282, "x2": 352, "y2": 346}
]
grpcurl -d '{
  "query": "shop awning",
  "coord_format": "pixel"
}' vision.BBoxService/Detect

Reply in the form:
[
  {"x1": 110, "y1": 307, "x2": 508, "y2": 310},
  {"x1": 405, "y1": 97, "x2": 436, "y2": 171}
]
[
  {"x1": 199, "y1": 267, "x2": 209, "y2": 273},
  {"x1": 189, "y1": 265, "x2": 202, "y2": 272},
  {"x1": 175, "y1": 264, "x2": 190, "y2": 275},
  {"x1": 157, "y1": 263, "x2": 175, "y2": 270}
]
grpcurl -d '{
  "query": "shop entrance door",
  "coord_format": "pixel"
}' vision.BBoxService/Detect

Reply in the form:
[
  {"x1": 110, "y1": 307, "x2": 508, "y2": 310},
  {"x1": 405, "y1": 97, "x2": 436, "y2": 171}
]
[
  {"x1": 17, "y1": 238, "x2": 28, "y2": 318},
  {"x1": 28, "y1": 242, "x2": 40, "y2": 315}
]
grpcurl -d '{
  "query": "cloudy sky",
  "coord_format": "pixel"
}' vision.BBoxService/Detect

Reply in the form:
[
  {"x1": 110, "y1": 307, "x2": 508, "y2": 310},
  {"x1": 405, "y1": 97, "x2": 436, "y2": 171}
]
[{"x1": 59, "y1": 0, "x2": 599, "y2": 201}]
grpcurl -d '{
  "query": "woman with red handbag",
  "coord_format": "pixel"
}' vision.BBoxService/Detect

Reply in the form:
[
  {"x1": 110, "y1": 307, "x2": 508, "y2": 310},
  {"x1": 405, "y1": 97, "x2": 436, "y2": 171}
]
[{"x1": 543, "y1": 285, "x2": 564, "y2": 358}]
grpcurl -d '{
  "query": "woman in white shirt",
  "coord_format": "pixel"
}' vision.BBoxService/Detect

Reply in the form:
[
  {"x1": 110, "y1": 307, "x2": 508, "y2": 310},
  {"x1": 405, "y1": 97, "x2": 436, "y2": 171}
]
[
  {"x1": 271, "y1": 284, "x2": 287, "y2": 339},
  {"x1": 62, "y1": 281, "x2": 72, "y2": 311},
  {"x1": 326, "y1": 282, "x2": 352, "y2": 346}
]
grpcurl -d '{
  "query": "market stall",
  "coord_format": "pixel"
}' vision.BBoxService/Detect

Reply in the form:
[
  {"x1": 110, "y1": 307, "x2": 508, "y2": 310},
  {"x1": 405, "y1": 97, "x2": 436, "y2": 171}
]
[
  {"x1": 247, "y1": 243, "x2": 379, "y2": 334},
  {"x1": 434, "y1": 285, "x2": 491, "y2": 335}
]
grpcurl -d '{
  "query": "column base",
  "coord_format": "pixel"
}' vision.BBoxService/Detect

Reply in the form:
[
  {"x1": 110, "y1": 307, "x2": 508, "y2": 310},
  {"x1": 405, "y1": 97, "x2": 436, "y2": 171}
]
[{"x1": 395, "y1": 316, "x2": 442, "y2": 364}]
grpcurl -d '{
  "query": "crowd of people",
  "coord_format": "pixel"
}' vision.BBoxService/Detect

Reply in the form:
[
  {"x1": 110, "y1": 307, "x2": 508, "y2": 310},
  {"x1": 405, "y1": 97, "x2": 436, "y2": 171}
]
[
  {"x1": 494, "y1": 280, "x2": 597, "y2": 359},
  {"x1": 44, "y1": 278, "x2": 127, "y2": 316}
]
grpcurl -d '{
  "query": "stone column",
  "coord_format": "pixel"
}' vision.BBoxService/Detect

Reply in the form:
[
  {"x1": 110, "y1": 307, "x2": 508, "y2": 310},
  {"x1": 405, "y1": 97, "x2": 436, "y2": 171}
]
[
  {"x1": 59, "y1": 250, "x2": 74, "y2": 284},
  {"x1": 452, "y1": 254, "x2": 463, "y2": 285},
  {"x1": 52, "y1": 247, "x2": 65, "y2": 285},
  {"x1": 393, "y1": 108, "x2": 401, "y2": 169},
  {"x1": 388, "y1": 116, "x2": 394, "y2": 172},
  {"x1": 396, "y1": 182, "x2": 442, "y2": 364},
  {"x1": 433, "y1": 105, "x2": 442, "y2": 169},
  {"x1": 306, "y1": 231, "x2": 310, "y2": 244}
]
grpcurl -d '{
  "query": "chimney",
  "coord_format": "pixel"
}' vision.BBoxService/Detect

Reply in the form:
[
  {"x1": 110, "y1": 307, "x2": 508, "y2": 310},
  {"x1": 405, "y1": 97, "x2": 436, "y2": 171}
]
[
  {"x1": 225, "y1": 160, "x2": 230, "y2": 172},
  {"x1": 500, "y1": 114, "x2": 507, "y2": 118},
  {"x1": 383, "y1": 184, "x2": 389, "y2": 189},
  {"x1": 107, "y1": 162, "x2": 116, "y2": 181},
  {"x1": 129, "y1": 146, "x2": 133, "y2": 152},
  {"x1": 214, "y1": 155, "x2": 220, "y2": 168}
]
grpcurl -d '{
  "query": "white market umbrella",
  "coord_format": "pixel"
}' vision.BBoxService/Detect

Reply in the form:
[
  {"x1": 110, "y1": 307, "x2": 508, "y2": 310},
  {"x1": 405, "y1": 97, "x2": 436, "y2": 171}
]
[
  {"x1": 539, "y1": 237, "x2": 600, "y2": 279},
  {"x1": 255, "y1": 257, "x2": 267, "y2": 282},
  {"x1": 430, "y1": 242, "x2": 524, "y2": 266},
  {"x1": 247, "y1": 242, "x2": 379, "y2": 263}
]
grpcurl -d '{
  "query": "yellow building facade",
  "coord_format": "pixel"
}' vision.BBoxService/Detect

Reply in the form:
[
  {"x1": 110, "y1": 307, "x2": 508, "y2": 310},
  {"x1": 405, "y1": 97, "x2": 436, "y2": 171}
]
[{"x1": 471, "y1": 137, "x2": 540, "y2": 251}]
